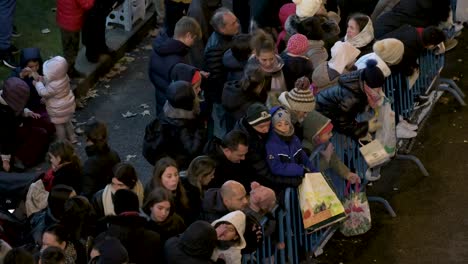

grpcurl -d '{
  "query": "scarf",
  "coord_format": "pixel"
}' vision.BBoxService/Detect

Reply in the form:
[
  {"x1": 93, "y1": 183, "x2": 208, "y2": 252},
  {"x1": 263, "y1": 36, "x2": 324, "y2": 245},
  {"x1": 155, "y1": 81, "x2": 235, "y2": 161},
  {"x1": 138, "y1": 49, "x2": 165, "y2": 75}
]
[
  {"x1": 363, "y1": 84, "x2": 382, "y2": 109},
  {"x1": 163, "y1": 101, "x2": 197, "y2": 120},
  {"x1": 102, "y1": 184, "x2": 115, "y2": 216},
  {"x1": 344, "y1": 18, "x2": 374, "y2": 48}
]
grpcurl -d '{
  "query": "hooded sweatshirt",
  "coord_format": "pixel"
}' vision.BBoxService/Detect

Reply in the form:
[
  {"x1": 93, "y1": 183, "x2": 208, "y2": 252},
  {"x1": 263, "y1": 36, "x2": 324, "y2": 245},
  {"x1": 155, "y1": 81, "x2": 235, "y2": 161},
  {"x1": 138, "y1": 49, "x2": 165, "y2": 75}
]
[
  {"x1": 211, "y1": 210, "x2": 247, "y2": 264},
  {"x1": 35, "y1": 56, "x2": 75, "y2": 124}
]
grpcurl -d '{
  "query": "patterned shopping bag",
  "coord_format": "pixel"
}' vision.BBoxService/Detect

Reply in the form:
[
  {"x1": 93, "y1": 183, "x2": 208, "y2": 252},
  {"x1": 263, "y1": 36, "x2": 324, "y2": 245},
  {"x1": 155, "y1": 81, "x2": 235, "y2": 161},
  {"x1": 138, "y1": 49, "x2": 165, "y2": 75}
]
[{"x1": 340, "y1": 182, "x2": 371, "y2": 236}]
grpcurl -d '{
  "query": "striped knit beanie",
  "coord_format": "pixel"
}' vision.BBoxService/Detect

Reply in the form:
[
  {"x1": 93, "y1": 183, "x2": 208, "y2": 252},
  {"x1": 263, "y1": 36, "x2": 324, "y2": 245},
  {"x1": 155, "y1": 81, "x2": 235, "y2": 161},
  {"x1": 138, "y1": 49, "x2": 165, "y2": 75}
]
[{"x1": 286, "y1": 77, "x2": 315, "y2": 112}]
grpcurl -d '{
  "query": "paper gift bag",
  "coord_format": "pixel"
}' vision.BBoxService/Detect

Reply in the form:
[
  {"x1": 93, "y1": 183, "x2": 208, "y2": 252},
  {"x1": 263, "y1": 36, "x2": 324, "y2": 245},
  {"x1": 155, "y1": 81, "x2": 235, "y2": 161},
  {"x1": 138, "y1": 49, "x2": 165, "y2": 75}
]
[
  {"x1": 298, "y1": 173, "x2": 346, "y2": 231},
  {"x1": 359, "y1": 139, "x2": 391, "y2": 168}
]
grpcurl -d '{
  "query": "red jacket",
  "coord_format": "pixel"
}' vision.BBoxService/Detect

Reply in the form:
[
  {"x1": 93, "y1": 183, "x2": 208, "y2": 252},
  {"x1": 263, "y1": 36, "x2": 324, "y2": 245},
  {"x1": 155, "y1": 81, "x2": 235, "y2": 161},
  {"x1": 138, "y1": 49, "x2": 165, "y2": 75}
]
[{"x1": 56, "y1": 0, "x2": 95, "y2": 31}]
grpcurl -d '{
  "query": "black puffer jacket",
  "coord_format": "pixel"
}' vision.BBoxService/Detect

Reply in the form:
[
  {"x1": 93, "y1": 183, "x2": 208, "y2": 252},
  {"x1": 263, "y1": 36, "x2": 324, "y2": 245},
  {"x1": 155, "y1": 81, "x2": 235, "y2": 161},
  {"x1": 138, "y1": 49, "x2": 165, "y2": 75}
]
[
  {"x1": 148, "y1": 33, "x2": 190, "y2": 115},
  {"x1": 203, "y1": 31, "x2": 234, "y2": 103},
  {"x1": 279, "y1": 53, "x2": 313, "y2": 91},
  {"x1": 315, "y1": 69, "x2": 370, "y2": 140},
  {"x1": 222, "y1": 80, "x2": 267, "y2": 122},
  {"x1": 374, "y1": 0, "x2": 451, "y2": 38},
  {"x1": 223, "y1": 49, "x2": 247, "y2": 82}
]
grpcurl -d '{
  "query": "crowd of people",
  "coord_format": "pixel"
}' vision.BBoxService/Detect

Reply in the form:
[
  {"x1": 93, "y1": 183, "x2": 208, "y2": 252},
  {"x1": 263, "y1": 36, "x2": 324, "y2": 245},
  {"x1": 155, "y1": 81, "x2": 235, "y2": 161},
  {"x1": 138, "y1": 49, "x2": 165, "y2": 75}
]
[{"x1": 0, "y1": 0, "x2": 464, "y2": 263}]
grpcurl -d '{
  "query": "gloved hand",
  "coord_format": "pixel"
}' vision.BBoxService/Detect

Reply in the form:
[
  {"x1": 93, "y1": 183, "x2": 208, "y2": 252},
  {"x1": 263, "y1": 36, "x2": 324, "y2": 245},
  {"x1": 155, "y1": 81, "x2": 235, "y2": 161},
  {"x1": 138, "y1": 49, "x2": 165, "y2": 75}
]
[{"x1": 368, "y1": 117, "x2": 382, "y2": 132}]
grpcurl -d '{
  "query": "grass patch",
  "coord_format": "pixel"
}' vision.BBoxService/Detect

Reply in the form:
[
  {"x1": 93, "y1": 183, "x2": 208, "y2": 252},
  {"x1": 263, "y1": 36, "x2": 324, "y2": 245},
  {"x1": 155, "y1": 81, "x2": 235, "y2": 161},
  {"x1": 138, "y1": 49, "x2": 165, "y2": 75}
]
[{"x1": 0, "y1": 0, "x2": 61, "y2": 83}]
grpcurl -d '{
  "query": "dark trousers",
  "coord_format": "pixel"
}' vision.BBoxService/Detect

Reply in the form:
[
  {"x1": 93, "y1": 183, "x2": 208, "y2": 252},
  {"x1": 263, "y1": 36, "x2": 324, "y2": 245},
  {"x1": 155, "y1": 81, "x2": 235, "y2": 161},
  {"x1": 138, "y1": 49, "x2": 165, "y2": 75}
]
[
  {"x1": 164, "y1": 0, "x2": 189, "y2": 37},
  {"x1": 60, "y1": 29, "x2": 80, "y2": 75}
]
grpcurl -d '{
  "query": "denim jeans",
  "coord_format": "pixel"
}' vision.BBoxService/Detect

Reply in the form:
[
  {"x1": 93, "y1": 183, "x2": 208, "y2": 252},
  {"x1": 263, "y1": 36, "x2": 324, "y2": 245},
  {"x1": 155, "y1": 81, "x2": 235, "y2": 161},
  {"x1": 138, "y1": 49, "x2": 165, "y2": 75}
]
[{"x1": 0, "y1": 0, "x2": 15, "y2": 50}]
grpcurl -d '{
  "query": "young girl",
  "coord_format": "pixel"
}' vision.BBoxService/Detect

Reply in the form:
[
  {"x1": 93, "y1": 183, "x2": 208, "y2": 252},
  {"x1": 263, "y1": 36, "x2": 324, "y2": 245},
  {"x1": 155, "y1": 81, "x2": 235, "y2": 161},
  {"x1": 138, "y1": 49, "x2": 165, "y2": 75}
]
[
  {"x1": 248, "y1": 30, "x2": 287, "y2": 108},
  {"x1": 265, "y1": 106, "x2": 316, "y2": 188},
  {"x1": 143, "y1": 187, "x2": 186, "y2": 244},
  {"x1": 33, "y1": 56, "x2": 77, "y2": 143},
  {"x1": 47, "y1": 140, "x2": 83, "y2": 193},
  {"x1": 145, "y1": 157, "x2": 189, "y2": 219}
]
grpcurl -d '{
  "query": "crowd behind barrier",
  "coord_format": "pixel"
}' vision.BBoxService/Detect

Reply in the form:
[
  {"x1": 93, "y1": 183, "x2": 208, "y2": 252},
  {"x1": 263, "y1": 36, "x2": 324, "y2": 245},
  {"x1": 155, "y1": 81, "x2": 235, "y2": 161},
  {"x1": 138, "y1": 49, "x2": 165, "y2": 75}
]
[{"x1": 240, "y1": 49, "x2": 466, "y2": 264}]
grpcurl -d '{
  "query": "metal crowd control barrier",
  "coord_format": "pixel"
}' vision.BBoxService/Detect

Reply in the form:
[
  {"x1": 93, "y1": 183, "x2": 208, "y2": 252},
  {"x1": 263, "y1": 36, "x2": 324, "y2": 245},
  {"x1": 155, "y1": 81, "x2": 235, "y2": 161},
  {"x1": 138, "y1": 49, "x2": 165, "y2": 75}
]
[{"x1": 242, "y1": 206, "x2": 286, "y2": 263}]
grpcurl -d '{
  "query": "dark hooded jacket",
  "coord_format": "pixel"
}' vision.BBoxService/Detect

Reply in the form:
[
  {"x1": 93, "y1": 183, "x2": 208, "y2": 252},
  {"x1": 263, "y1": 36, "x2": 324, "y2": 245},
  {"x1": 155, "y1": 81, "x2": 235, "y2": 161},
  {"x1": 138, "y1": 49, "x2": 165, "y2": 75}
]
[
  {"x1": 374, "y1": 0, "x2": 451, "y2": 38},
  {"x1": 164, "y1": 220, "x2": 218, "y2": 264},
  {"x1": 81, "y1": 144, "x2": 121, "y2": 199},
  {"x1": 223, "y1": 49, "x2": 247, "y2": 82},
  {"x1": 105, "y1": 213, "x2": 162, "y2": 264},
  {"x1": 279, "y1": 52, "x2": 314, "y2": 91},
  {"x1": 180, "y1": 176, "x2": 204, "y2": 225},
  {"x1": 52, "y1": 161, "x2": 83, "y2": 193},
  {"x1": 315, "y1": 69, "x2": 370, "y2": 140},
  {"x1": 11, "y1": 48, "x2": 43, "y2": 111},
  {"x1": 142, "y1": 81, "x2": 206, "y2": 169},
  {"x1": 200, "y1": 188, "x2": 229, "y2": 223},
  {"x1": 146, "y1": 213, "x2": 186, "y2": 245},
  {"x1": 149, "y1": 32, "x2": 190, "y2": 115}
]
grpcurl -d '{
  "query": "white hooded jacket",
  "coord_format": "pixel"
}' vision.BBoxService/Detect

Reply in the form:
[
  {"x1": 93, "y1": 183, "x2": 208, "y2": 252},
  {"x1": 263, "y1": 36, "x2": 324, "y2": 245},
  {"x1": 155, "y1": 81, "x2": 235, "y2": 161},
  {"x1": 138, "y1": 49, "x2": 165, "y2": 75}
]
[
  {"x1": 211, "y1": 210, "x2": 247, "y2": 264},
  {"x1": 35, "y1": 56, "x2": 75, "y2": 124}
]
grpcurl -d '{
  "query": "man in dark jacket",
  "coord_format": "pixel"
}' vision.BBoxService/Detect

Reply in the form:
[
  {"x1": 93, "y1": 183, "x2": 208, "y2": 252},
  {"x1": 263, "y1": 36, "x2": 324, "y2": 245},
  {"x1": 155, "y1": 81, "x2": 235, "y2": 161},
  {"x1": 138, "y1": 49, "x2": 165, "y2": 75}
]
[
  {"x1": 149, "y1": 16, "x2": 201, "y2": 116},
  {"x1": 104, "y1": 189, "x2": 162, "y2": 264},
  {"x1": 203, "y1": 7, "x2": 240, "y2": 138},
  {"x1": 203, "y1": 130, "x2": 250, "y2": 189},
  {"x1": 201, "y1": 180, "x2": 248, "y2": 223},
  {"x1": 164, "y1": 220, "x2": 218, "y2": 264}
]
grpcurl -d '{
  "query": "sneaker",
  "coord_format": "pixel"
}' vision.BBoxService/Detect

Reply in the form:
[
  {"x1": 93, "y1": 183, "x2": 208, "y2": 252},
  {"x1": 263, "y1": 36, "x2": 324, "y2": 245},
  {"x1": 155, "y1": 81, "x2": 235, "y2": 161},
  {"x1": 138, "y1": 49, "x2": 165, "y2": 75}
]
[
  {"x1": 398, "y1": 117, "x2": 418, "y2": 130},
  {"x1": 1, "y1": 52, "x2": 17, "y2": 69},
  {"x1": 396, "y1": 125, "x2": 417, "y2": 139},
  {"x1": 444, "y1": 39, "x2": 458, "y2": 52},
  {"x1": 365, "y1": 168, "x2": 381, "y2": 181},
  {"x1": 12, "y1": 25, "x2": 21, "y2": 38}
]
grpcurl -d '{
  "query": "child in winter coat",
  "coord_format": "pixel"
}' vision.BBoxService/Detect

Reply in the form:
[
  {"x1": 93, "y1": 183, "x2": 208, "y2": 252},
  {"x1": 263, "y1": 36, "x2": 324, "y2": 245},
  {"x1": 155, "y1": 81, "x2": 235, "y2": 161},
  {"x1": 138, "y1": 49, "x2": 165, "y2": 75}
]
[
  {"x1": 280, "y1": 33, "x2": 314, "y2": 91},
  {"x1": 34, "y1": 56, "x2": 77, "y2": 143},
  {"x1": 302, "y1": 110, "x2": 361, "y2": 184},
  {"x1": 211, "y1": 210, "x2": 247, "y2": 264},
  {"x1": 265, "y1": 106, "x2": 315, "y2": 187}
]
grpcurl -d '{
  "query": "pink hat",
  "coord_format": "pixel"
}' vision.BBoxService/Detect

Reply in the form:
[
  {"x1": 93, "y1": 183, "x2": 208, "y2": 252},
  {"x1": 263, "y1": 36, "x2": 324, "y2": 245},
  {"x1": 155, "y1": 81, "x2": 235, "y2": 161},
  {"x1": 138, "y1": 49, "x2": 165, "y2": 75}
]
[
  {"x1": 279, "y1": 3, "x2": 296, "y2": 28},
  {"x1": 287, "y1": 33, "x2": 309, "y2": 56}
]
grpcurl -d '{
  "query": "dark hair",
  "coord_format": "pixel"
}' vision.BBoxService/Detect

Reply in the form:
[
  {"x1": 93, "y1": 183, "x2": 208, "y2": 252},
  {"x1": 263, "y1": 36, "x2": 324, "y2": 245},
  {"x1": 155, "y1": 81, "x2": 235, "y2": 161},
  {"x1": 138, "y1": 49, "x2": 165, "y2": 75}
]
[
  {"x1": 143, "y1": 187, "x2": 175, "y2": 216},
  {"x1": 48, "y1": 140, "x2": 81, "y2": 167},
  {"x1": 297, "y1": 16, "x2": 324, "y2": 40},
  {"x1": 40, "y1": 246, "x2": 65, "y2": 264},
  {"x1": 43, "y1": 224, "x2": 69, "y2": 245},
  {"x1": 113, "y1": 189, "x2": 140, "y2": 214},
  {"x1": 186, "y1": 156, "x2": 216, "y2": 192},
  {"x1": 4, "y1": 248, "x2": 34, "y2": 264},
  {"x1": 221, "y1": 130, "x2": 249, "y2": 151},
  {"x1": 174, "y1": 16, "x2": 202, "y2": 40},
  {"x1": 231, "y1": 34, "x2": 252, "y2": 62},
  {"x1": 147, "y1": 157, "x2": 189, "y2": 209},
  {"x1": 113, "y1": 162, "x2": 138, "y2": 189},
  {"x1": 240, "y1": 64, "x2": 265, "y2": 94},
  {"x1": 250, "y1": 29, "x2": 276, "y2": 55},
  {"x1": 422, "y1": 26, "x2": 446, "y2": 46},
  {"x1": 48, "y1": 184, "x2": 75, "y2": 220},
  {"x1": 348, "y1": 13, "x2": 369, "y2": 32},
  {"x1": 84, "y1": 120, "x2": 109, "y2": 151},
  {"x1": 62, "y1": 196, "x2": 95, "y2": 241},
  {"x1": 210, "y1": 7, "x2": 232, "y2": 32}
]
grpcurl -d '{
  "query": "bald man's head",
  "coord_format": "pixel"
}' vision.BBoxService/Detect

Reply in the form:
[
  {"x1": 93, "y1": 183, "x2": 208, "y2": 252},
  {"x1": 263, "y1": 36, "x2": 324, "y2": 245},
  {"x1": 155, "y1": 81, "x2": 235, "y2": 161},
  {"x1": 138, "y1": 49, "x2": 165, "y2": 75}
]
[{"x1": 220, "y1": 180, "x2": 248, "y2": 211}]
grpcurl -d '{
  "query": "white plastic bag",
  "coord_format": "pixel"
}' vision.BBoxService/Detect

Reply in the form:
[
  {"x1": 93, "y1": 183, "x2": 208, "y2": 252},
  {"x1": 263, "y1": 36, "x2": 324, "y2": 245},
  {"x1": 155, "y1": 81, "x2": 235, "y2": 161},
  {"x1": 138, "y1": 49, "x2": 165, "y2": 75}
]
[{"x1": 375, "y1": 97, "x2": 396, "y2": 157}]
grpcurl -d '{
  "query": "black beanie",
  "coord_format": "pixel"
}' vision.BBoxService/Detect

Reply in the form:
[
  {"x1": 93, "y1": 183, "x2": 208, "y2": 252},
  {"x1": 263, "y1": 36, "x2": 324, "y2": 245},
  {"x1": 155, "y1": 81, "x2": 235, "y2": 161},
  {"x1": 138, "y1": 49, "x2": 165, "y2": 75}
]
[
  {"x1": 361, "y1": 59, "x2": 385, "y2": 88},
  {"x1": 246, "y1": 103, "x2": 271, "y2": 126},
  {"x1": 113, "y1": 189, "x2": 139, "y2": 215},
  {"x1": 166, "y1": 80, "x2": 195, "y2": 111},
  {"x1": 422, "y1": 26, "x2": 446, "y2": 46}
]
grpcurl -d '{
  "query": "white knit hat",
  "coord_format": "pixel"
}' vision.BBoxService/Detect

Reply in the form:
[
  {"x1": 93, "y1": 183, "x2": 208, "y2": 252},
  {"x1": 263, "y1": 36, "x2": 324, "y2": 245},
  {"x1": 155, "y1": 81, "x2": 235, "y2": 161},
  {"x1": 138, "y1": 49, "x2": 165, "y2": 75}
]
[
  {"x1": 293, "y1": 0, "x2": 321, "y2": 19},
  {"x1": 373, "y1": 38, "x2": 404, "y2": 65}
]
